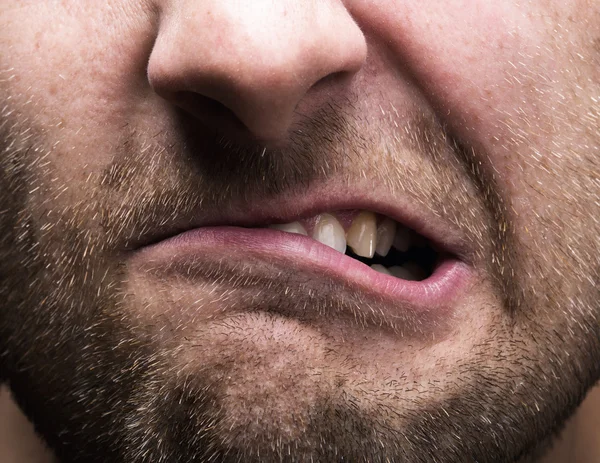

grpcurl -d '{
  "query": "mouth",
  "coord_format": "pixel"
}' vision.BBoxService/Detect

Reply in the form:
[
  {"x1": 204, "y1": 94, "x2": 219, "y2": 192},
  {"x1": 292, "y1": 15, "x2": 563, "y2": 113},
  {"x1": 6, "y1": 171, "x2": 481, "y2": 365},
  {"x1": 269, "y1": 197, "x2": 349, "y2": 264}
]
[
  {"x1": 267, "y1": 210, "x2": 444, "y2": 282},
  {"x1": 133, "y1": 195, "x2": 473, "y2": 318}
]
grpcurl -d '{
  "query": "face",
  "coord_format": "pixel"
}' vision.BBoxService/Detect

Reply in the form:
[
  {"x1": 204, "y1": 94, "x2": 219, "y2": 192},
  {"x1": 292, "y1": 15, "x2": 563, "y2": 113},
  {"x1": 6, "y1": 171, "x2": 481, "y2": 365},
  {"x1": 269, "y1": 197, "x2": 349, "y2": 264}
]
[{"x1": 1, "y1": 1, "x2": 599, "y2": 462}]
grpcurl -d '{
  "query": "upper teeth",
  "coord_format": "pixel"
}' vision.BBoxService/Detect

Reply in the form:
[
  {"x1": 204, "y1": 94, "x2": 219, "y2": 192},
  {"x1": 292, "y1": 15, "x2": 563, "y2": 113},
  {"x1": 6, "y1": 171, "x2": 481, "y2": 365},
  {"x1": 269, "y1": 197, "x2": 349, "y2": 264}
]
[
  {"x1": 346, "y1": 211, "x2": 377, "y2": 258},
  {"x1": 268, "y1": 212, "x2": 410, "y2": 258},
  {"x1": 268, "y1": 211, "x2": 426, "y2": 281},
  {"x1": 375, "y1": 217, "x2": 396, "y2": 257},
  {"x1": 269, "y1": 222, "x2": 308, "y2": 236},
  {"x1": 311, "y1": 213, "x2": 347, "y2": 254},
  {"x1": 392, "y1": 225, "x2": 411, "y2": 252}
]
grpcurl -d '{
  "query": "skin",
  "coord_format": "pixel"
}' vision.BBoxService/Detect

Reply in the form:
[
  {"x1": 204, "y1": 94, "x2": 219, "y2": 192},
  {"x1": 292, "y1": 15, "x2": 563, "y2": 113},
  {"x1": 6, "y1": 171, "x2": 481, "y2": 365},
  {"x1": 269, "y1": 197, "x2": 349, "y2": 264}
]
[
  {"x1": 3, "y1": 386, "x2": 600, "y2": 462},
  {"x1": 0, "y1": 0, "x2": 598, "y2": 462}
]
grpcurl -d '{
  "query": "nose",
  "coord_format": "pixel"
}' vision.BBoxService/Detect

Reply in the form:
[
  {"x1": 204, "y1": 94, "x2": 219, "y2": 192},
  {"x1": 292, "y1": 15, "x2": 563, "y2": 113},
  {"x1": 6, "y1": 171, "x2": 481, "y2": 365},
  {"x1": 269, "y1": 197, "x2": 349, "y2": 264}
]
[{"x1": 148, "y1": 0, "x2": 367, "y2": 142}]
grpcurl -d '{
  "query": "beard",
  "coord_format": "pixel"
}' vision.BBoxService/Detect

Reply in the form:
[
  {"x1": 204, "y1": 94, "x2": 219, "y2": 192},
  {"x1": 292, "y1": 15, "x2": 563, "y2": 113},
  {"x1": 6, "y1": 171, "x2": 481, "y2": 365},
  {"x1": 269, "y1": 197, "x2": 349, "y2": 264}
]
[{"x1": 0, "y1": 88, "x2": 598, "y2": 463}]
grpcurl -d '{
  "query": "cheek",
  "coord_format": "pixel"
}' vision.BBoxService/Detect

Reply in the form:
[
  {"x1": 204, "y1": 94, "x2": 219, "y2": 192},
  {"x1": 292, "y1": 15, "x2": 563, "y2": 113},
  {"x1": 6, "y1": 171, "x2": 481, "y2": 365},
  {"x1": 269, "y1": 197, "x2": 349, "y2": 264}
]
[
  {"x1": 351, "y1": 0, "x2": 597, "y2": 189},
  {"x1": 1, "y1": 1, "x2": 156, "y2": 176},
  {"x1": 351, "y1": 0, "x2": 538, "y2": 144},
  {"x1": 352, "y1": 0, "x2": 600, "y2": 308}
]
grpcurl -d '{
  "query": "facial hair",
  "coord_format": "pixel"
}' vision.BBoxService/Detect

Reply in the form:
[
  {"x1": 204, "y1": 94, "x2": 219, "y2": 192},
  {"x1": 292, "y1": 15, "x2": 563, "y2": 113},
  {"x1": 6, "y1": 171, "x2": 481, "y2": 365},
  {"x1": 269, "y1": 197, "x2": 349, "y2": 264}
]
[{"x1": 0, "y1": 56, "x2": 599, "y2": 463}]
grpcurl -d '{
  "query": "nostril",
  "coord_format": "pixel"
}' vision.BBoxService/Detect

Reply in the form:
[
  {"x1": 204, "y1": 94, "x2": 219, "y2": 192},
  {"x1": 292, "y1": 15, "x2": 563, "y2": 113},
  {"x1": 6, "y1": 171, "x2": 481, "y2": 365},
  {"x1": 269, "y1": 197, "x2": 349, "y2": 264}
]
[
  {"x1": 302, "y1": 70, "x2": 356, "y2": 106},
  {"x1": 147, "y1": 0, "x2": 366, "y2": 143},
  {"x1": 171, "y1": 91, "x2": 248, "y2": 134},
  {"x1": 311, "y1": 70, "x2": 350, "y2": 90}
]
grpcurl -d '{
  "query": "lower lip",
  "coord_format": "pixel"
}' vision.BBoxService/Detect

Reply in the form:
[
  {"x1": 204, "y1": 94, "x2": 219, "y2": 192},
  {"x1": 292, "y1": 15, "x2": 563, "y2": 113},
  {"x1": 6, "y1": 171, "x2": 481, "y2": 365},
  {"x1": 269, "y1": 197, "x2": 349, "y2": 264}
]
[{"x1": 136, "y1": 227, "x2": 471, "y2": 313}]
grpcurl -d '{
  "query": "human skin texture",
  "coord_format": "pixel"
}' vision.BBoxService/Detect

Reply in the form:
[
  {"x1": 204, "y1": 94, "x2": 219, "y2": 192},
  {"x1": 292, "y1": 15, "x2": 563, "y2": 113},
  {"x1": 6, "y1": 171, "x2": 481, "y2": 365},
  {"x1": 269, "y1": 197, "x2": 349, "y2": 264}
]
[{"x1": 0, "y1": 1, "x2": 598, "y2": 462}]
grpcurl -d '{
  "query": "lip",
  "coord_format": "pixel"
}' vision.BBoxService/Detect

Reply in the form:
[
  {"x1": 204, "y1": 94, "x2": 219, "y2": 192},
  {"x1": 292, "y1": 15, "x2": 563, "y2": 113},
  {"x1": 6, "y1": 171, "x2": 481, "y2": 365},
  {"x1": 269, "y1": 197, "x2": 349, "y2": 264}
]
[
  {"x1": 130, "y1": 184, "x2": 472, "y2": 264},
  {"x1": 135, "y1": 226, "x2": 472, "y2": 313}
]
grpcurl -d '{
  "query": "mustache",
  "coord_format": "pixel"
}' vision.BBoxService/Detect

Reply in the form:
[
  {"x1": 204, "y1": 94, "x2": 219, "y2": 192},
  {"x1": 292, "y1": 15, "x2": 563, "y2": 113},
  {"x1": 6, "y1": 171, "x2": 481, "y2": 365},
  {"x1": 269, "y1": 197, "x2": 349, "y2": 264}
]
[
  {"x1": 101, "y1": 102, "x2": 355, "y2": 202},
  {"x1": 99, "y1": 97, "x2": 466, "y2": 205},
  {"x1": 98, "y1": 101, "x2": 461, "y2": 235},
  {"x1": 96, "y1": 102, "x2": 359, "y2": 250}
]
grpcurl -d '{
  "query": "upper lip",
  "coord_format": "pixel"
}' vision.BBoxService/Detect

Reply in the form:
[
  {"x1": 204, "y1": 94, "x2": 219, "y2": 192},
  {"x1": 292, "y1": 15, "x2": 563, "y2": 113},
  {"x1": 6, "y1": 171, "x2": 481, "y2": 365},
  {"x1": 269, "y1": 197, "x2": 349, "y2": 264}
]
[{"x1": 132, "y1": 181, "x2": 472, "y2": 264}]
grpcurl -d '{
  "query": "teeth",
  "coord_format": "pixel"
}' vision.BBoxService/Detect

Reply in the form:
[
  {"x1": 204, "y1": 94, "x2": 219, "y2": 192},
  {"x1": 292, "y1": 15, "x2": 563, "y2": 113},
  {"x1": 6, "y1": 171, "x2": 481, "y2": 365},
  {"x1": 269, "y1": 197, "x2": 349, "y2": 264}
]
[
  {"x1": 371, "y1": 264, "x2": 391, "y2": 275},
  {"x1": 389, "y1": 265, "x2": 421, "y2": 281},
  {"x1": 346, "y1": 211, "x2": 377, "y2": 258},
  {"x1": 267, "y1": 211, "x2": 432, "y2": 283},
  {"x1": 312, "y1": 213, "x2": 347, "y2": 254},
  {"x1": 393, "y1": 225, "x2": 411, "y2": 253},
  {"x1": 268, "y1": 221, "x2": 308, "y2": 235},
  {"x1": 375, "y1": 217, "x2": 396, "y2": 257}
]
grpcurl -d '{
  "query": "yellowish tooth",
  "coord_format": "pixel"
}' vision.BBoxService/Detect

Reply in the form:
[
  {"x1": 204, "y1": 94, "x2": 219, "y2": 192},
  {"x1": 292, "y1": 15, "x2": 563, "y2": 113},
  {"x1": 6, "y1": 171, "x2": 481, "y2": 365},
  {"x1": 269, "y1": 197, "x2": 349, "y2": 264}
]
[
  {"x1": 371, "y1": 264, "x2": 391, "y2": 275},
  {"x1": 389, "y1": 265, "x2": 419, "y2": 281},
  {"x1": 393, "y1": 225, "x2": 411, "y2": 252},
  {"x1": 346, "y1": 211, "x2": 377, "y2": 258},
  {"x1": 312, "y1": 213, "x2": 347, "y2": 254},
  {"x1": 268, "y1": 222, "x2": 308, "y2": 235},
  {"x1": 375, "y1": 217, "x2": 396, "y2": 256}
]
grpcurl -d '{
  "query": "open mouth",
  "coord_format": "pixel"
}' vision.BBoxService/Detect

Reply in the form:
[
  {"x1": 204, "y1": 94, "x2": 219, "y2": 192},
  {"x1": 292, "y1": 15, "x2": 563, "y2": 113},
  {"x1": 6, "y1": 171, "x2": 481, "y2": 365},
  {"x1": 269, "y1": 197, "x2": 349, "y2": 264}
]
[
  {"x1": 133, "y1": 197, "x2": 471, "y2": 315},
  {"x1": 266, "y1": 210, "x2": 442, "y2": 282}
]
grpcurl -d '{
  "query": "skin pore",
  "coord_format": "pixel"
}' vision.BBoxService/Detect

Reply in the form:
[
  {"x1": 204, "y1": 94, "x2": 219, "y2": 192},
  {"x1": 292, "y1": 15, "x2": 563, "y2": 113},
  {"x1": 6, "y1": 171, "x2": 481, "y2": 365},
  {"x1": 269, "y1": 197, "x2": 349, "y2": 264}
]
[{"x1": 0, "y1": 0, "x2": 599, "y2": 462}]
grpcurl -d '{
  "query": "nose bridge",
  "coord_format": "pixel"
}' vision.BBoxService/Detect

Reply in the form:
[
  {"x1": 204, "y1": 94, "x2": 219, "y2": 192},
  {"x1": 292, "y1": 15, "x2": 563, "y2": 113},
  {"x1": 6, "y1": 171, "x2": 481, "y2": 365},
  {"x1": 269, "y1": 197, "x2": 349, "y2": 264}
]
[{"x1": 148, "y1": 0, "x2": 367, "y2": 141}]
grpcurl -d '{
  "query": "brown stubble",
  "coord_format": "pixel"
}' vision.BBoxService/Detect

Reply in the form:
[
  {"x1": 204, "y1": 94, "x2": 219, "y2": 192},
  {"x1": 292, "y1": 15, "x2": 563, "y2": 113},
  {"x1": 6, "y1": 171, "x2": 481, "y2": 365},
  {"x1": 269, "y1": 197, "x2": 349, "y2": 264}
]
[
  {"x1": 1, "y1": 6, "x2": 599, "y2": 456},
  {"x1": 0, "y1": 85, "x2": 503, "y2": 462}
]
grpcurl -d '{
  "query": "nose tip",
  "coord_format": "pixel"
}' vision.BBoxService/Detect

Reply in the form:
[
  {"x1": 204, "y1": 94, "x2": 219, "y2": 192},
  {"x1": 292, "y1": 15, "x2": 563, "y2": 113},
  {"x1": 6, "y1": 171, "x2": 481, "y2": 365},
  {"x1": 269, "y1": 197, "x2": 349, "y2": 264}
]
[{"x1": 148, "y1": 1, "x2": 367, "y2": 142}]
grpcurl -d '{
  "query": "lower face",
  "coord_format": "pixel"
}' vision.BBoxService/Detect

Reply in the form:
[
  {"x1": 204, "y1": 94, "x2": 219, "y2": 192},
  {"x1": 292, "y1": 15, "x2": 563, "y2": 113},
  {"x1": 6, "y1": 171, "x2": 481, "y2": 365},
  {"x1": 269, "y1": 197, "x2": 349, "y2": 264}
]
[{"x1": 1, "y1": 1, "x2": 599, "y2": 462}]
